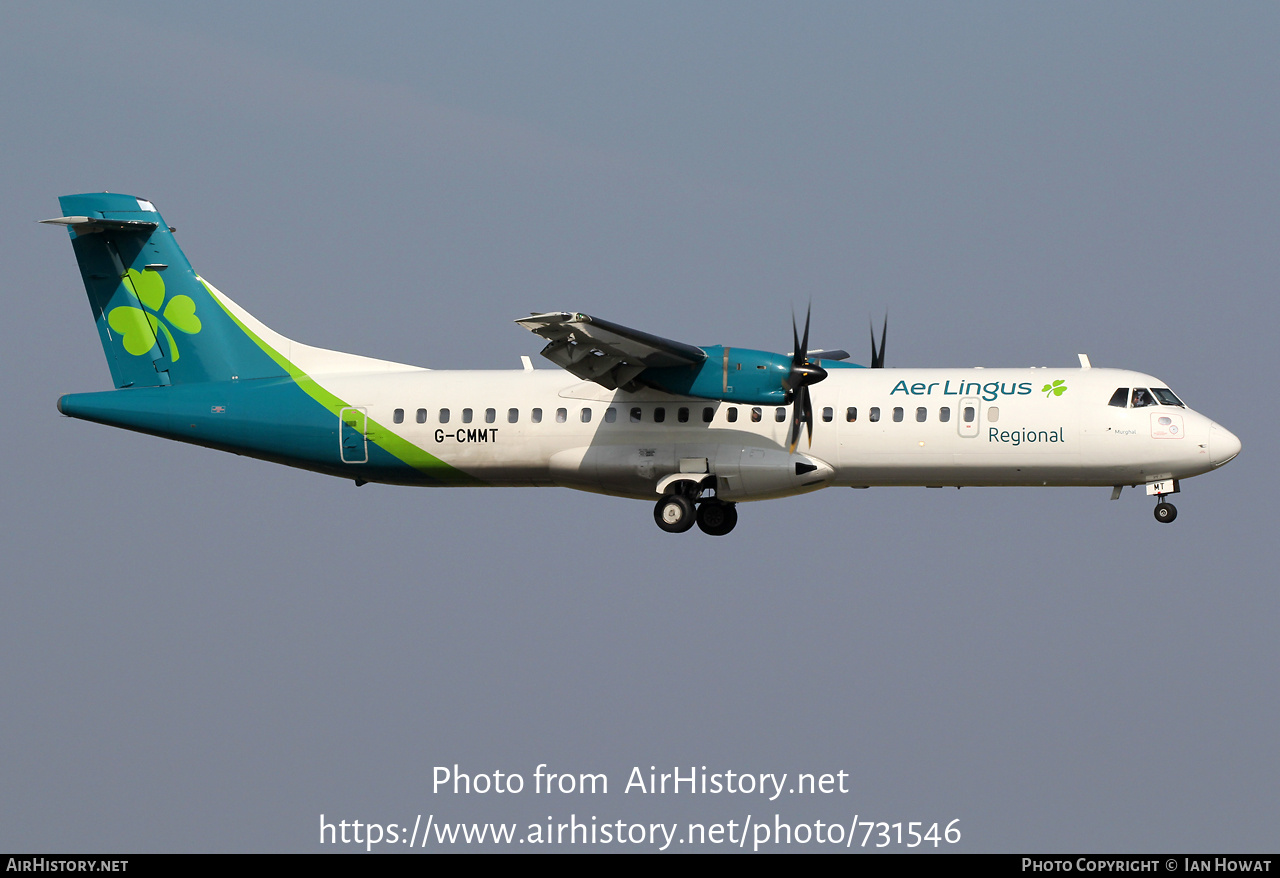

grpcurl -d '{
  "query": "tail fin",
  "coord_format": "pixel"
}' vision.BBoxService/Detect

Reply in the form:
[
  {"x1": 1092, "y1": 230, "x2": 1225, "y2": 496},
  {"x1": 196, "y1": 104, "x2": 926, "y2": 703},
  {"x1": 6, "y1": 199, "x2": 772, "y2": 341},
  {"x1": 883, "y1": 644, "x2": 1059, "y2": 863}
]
[{"x1": 46, "y1": 193, "x2": 287, "y2": 388}]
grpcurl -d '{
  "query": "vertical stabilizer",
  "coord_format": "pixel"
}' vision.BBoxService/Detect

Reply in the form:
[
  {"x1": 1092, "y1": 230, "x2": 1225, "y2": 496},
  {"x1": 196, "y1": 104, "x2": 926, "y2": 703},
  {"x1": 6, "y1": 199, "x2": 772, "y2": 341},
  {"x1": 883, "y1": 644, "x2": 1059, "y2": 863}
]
[{"x1": 47, "y1": 193, "x2": 287, "y2": 388}]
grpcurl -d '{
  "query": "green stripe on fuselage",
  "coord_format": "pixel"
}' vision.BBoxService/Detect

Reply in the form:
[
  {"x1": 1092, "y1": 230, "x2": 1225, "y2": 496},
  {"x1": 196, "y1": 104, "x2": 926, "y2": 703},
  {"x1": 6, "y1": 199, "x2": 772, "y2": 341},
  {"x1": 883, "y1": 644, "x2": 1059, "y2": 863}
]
[{"x1": 203, "y1": 280, "x2": 484, "y2": 486}]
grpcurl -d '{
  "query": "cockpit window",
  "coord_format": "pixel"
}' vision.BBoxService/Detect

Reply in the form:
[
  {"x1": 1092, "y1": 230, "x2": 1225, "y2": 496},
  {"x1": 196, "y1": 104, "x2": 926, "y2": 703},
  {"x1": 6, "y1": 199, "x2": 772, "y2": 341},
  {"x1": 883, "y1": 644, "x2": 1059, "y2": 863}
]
[
  {"x1": 1152, "y1": 387, "x2": 1185, "y2": 407},
  {"x1": 1108, "y1": 388, "x2": 1129, "y2": 407},
  {"x1": 1131, "y1": 388, "x2": 1155, "y2": 408}
]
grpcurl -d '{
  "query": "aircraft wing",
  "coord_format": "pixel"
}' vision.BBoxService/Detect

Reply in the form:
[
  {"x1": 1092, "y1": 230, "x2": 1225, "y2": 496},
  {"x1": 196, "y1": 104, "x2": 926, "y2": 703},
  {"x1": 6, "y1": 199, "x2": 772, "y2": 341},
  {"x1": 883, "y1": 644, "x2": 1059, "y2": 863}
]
[{"x1": 516, "y1": 312, "x2": 706, "y2": 390}]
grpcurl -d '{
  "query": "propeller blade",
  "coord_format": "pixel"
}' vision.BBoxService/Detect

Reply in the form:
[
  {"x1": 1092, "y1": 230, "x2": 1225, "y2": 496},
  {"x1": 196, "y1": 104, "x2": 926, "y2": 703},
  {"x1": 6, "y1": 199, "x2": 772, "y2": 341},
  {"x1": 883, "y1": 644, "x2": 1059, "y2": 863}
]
[
  {"x1": 785, "y1": 303, "x2": 826, "y2": 451},
  {"x1": 792, "y1": 313, "x2": 802, "y2": 367},
  {"x1": 869, "y1": 314, "x2": 887, "y2": 368},
  {"x1": 800, "y1": 303, "x2": 812, "y2": 363},
  {"x1": 802, "y1": 384, "x2": 814, "y2": 447},
  {"x1": 787, "y1": 384, "x2": 816, "y2": 453}
]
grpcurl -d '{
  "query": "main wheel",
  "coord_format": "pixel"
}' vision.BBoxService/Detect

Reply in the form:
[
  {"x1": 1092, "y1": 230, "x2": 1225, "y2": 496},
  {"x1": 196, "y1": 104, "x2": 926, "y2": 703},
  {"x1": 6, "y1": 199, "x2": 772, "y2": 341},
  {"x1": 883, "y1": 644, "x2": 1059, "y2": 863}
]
[
  {"x1": 654, "y1": 494, "x2": 696, "y2": 533},
  {"x1": 1154, "y1": 502, "x2": 1178, "y2": 523},
  {"x1": 696, "y1": 500, "x2": 738, "y2": 536}
]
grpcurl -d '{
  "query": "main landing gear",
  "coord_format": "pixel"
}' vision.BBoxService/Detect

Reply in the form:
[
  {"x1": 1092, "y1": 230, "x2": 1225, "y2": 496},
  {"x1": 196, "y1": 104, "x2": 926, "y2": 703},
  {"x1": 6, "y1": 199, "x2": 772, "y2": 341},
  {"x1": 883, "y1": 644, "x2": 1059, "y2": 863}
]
[{"x1": 653, "y1": 492, "x2": 738, "y2": 536}]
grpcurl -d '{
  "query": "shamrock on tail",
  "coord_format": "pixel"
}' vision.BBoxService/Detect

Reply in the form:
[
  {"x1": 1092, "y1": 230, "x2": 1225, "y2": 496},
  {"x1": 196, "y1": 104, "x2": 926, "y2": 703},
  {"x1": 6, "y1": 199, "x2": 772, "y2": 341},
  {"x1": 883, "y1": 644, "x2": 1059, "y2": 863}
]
[
  {"x1": 106, "y1": 268, "x2": 201, "y2": 360},
  {"x1": 1042, "y1": 379, "x2": 1067, "y2": 397}
]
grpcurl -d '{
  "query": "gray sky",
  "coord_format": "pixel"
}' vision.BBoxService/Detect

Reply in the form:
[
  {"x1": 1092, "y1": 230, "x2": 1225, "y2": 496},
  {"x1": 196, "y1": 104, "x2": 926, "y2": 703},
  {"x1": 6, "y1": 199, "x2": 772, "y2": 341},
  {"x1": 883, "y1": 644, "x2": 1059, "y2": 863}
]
[{"x1": 2, "y1": 1, "x2": 1275, "y2": 852}]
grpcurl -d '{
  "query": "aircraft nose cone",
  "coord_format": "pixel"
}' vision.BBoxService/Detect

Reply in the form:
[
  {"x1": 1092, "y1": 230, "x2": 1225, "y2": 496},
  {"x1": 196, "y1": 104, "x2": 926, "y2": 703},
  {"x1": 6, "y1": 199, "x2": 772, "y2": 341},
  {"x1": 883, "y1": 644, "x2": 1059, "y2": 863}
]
[{"x1": 1209, "y1": 423, "x2": 1242, "y2": 467}]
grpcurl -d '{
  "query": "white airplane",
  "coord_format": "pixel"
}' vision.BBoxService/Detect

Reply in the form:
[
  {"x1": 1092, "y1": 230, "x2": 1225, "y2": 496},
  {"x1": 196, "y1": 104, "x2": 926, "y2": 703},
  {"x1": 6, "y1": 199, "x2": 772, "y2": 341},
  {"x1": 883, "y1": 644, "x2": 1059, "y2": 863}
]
[{"x1": 45, "y1": 193, "x2": 1241, "y2": 535}]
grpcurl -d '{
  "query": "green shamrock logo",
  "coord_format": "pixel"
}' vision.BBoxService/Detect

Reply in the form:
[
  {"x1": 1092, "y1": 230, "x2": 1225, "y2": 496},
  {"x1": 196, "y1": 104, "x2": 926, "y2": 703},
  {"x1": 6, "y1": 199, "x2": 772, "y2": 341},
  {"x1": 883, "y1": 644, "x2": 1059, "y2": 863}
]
[
  {"x1": 107, "y1": 268, "x2": 201, "y2": 361},
  {"x1": 1042, "y1": 379, "x2": 1067, "y2": 397}
]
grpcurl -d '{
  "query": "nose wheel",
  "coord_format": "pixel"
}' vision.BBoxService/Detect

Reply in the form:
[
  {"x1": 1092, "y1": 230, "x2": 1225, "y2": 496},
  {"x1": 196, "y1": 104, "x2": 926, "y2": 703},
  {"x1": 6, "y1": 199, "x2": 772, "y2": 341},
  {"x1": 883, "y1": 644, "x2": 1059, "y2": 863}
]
[{"x1": 1154, "y1": 501, "x2": 1177, "y2": 523}]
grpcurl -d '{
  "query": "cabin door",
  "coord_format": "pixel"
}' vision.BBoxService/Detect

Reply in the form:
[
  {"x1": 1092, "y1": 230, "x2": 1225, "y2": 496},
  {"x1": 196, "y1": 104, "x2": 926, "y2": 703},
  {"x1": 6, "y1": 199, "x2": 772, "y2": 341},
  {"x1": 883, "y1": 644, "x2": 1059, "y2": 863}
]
[{"x1": 339, "y1": 407, "x2": 368, "y2": 463}]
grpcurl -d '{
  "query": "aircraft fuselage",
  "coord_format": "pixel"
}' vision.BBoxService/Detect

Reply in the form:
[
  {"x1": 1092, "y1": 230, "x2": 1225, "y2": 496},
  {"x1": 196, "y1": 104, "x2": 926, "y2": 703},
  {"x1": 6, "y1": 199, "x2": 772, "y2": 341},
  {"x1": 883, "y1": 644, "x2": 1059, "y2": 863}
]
[{"x1": 59, "y1": 364, "x2": 1239, "y2": 501}]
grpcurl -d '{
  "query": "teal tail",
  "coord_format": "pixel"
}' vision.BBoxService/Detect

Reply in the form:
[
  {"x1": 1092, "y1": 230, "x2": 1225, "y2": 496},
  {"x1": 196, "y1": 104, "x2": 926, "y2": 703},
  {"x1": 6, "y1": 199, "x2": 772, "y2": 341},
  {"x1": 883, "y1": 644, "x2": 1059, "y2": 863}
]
[{"x1": 46, "y1": 192, "x2": 286, "y2": 388}]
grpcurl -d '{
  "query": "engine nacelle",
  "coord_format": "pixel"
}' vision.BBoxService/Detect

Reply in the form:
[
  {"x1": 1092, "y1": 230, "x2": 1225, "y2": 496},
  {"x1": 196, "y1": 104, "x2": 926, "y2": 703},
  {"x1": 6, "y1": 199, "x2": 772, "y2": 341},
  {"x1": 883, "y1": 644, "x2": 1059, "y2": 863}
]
[{"x1": 642, "y1": 346, "x2": 794, "y2": 405}]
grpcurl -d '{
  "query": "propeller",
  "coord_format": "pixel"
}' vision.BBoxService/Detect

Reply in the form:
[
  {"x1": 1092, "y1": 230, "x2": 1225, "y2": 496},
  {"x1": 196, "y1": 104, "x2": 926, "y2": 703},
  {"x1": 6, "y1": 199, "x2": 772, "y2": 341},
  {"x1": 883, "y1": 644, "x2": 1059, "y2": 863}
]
[
  {"x1": 784, "y1": 305, "x2": 829, "y2": 453},
  {"x1": 869, "y1": 314, "x2": 887, "y2": 369}
]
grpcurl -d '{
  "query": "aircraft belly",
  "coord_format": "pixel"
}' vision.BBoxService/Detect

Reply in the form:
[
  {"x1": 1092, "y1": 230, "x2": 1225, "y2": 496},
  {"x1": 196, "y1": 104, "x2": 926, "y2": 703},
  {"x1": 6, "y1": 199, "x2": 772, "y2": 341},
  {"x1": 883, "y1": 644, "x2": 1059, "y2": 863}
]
[
  {"x1": 548, "y1": 444, "x2": 675, "y2": 499},
  {"x1": 834, "y1": 448, "x2": 1085, "y2": 487},
  {"x1": 542, "y1": 438, "x2": 837, "y2": 501}
]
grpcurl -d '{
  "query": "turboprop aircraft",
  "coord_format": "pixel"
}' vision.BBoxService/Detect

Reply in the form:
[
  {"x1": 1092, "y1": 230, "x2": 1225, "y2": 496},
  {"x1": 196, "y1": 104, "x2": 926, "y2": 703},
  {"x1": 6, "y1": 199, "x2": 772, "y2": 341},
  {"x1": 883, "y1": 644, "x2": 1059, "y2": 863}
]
[{"x1": 45, "y1": 193, "x2": 1241, "y2": 535}]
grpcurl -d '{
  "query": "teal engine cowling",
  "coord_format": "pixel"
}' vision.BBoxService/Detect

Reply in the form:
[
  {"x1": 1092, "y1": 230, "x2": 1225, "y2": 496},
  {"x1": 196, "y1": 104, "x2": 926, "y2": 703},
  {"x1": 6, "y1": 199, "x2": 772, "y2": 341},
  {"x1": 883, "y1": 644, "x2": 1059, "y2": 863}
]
[{"x1": 641, "y1": 345, "x2": 798, "y2": 405}]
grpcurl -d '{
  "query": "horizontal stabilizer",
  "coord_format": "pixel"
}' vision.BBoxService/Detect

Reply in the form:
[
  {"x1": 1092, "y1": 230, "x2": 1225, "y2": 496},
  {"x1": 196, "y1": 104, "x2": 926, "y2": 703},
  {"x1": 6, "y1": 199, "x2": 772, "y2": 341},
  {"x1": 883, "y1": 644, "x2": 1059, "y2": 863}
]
[{"x1": 41, "y1": 216, "x2": 159, "y2": 234}]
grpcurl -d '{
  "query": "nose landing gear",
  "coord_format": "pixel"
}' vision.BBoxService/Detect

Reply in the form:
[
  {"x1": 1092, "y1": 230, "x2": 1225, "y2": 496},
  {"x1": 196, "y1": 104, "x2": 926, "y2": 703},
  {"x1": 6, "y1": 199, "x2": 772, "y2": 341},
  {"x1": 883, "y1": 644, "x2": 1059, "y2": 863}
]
[{"x1": 1146, "y1": 478, "x2": 1180, "y2": 524}]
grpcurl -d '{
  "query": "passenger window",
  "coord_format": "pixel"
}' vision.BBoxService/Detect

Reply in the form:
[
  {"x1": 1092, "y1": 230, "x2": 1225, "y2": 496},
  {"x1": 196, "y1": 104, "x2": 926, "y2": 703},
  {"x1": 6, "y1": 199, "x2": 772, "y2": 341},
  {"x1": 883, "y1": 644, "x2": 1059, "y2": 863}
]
[
  {"x1": 439, "y1": 408, "x2": 450, "y2": 424},
  {"x1": 702, "y1": 407, "x2": 714, "y2": 423},
  {"x1": 555, "y1": 408, "x2": 567, "y2": 423},
  {"x1": 775, "y1": 407, "x2": 786, "y2": 423},
  {"x1": 393, "y1": 408, "x2": 404, "y2": 424},
  {"x1": 462, "y1": 408, "x2": 473, "y2": 424},
  {"x1": 916, "y1": 407, "x2": 927, "y2": 422},
  {"x1": 654, "y1": 407, "x2": 666, "y2": 423},
  {"x1": 892, "y1": 407, "x2": 904, "y2": 422},
  {"x1": 939, "y1": 407, "x2": 950, "y2": 423},
  {"x1": 508, "y1": 408, "x2": 519, "y2": 423},
  {"x1": 846, "y1": 407, "x2": 857, "y2": 422},
  {"x1": 988, "y1": 406, "x2": 999, "y2": 422},
  {"x1": 822, "y1": 407, "x2": 833, "y2": 423},
  {"x1": 605, "y1": 407, "x2": 617, "y2": 423},
  {"x1": 630, "y1": 407, "x2": 642, "y2": 423},
  {"x1": 963, "y1": 406, "x2": 975, "y2": 423},
  {"x1": 531, "y1": 408, "x2": 542, "y2": 424},
  {"x1": 485, "y1": 408, "x2": 496, "y2": 424},
  {"x1": 726, "y1": 407, "x2": 738, "y2": 423},
  {"x1": 581, "y1": 408, "x2": 592, "y2": 423},
  {"x1": 869, "y1": 407, "x2": 880, "y2": 422},
  {"x1": 751, "y1": 407, "x2": 762, "y2": 422},
  {"x1": 1108, "y1": 388, "x2": 1129, "y2": 408},
  {"x1": 416, "y1": 408, "x2": 428, "y2": 424},
  {"x1": 1131, "y1": 388, "x2": 1154, "y2": 408},
  {"x1": 677, "y1": 407, "x2": 689, "y2": 423}
]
